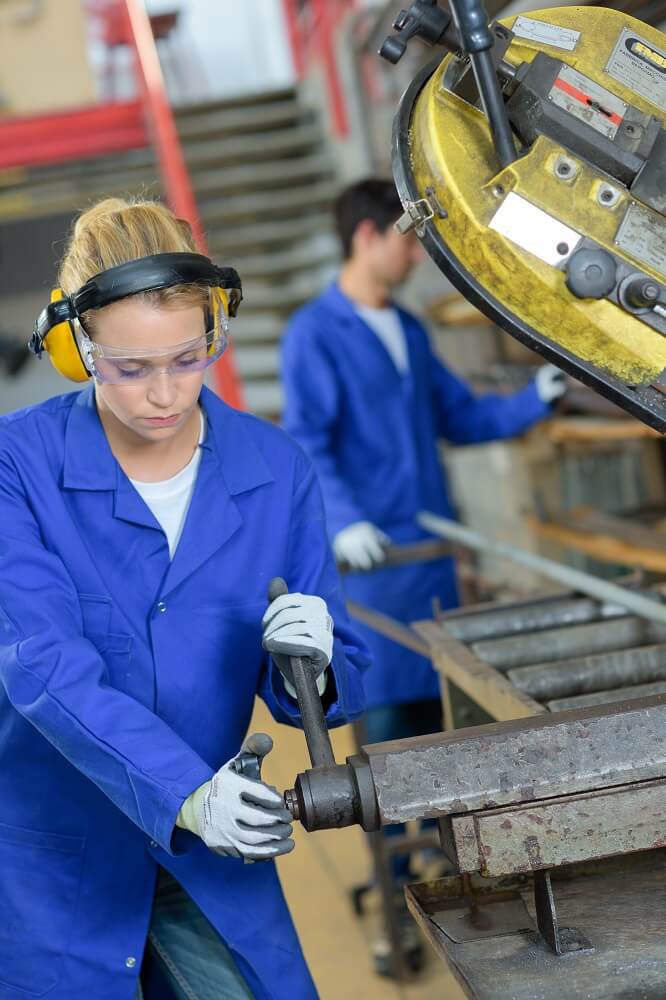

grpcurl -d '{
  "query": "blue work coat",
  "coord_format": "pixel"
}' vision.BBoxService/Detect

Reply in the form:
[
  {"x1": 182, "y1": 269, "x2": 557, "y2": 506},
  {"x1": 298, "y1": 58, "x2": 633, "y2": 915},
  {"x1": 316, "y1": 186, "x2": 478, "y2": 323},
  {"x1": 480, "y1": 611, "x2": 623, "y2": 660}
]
[
  {"x1": 281, "y1": 283, "x2": 549, "y2": 709},
  {"x1": 0, "y1": 383, "x2": 368, "y2": 1000}
]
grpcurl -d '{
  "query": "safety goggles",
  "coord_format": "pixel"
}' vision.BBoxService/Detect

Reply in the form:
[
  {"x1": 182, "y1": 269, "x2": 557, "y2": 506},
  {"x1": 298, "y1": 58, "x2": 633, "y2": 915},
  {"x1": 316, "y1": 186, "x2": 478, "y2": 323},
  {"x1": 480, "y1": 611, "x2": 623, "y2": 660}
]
[{"x1": 77, "y1": 292, "x2": 229, "y2": 385}]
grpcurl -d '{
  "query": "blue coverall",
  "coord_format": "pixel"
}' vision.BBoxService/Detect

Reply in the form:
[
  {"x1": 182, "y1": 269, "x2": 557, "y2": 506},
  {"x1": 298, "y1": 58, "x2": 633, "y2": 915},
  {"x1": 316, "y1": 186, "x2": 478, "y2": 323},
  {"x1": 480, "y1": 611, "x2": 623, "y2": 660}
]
[
  {"x1": 281, "y1": 283, "x2": 550, "y2": 711},
  {"x1": 0, "y1": 383, "x2": 369, "y2": 1000}
]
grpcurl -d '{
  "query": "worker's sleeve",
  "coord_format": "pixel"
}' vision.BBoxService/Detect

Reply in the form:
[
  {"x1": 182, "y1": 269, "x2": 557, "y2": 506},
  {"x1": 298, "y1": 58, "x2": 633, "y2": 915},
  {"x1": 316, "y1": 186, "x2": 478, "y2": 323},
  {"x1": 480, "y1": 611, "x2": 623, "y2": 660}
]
[
  {"x1": 281, "y1": 318, "x2": 365, "y2": 537},
  {"x1": 259, "y1": 455, "x2": 370, "y2": 728},
  {"x1": 0, "y1": 453, "x2": 214, "y2": 854},
  {"x1": 430, "y1": 351, "x2": 550, "y2": 444}
]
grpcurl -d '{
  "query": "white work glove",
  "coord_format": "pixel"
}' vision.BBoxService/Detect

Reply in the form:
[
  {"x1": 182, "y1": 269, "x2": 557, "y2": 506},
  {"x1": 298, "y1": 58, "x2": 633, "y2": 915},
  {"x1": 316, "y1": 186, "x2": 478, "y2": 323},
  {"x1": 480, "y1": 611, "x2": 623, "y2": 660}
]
[
  {"x1": 262, "y1": 592, "x2": 333, "y2": 697},
  {"x1": 535, "y1": 364, "x2": 567, "y2": 404},
  {"x1": 176, "y1": 734, "x2": 294, "y2": 860},
  {"x1": 333, "y1": 521, "x2": 390, "y2": 571}
]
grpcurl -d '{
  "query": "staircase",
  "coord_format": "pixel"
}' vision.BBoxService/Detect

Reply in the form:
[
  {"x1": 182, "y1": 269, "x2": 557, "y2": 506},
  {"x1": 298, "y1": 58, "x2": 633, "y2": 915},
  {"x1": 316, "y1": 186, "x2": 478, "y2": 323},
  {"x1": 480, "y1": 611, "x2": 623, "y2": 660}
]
[{"x1": 0, "y1": 87, "x2": 340, "y2": 418}]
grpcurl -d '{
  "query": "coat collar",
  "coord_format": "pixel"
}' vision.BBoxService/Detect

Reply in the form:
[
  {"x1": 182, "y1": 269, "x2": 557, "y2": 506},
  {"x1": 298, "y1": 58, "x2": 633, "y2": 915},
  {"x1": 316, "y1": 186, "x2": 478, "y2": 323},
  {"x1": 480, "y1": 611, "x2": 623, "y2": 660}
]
[
  {"x1": 321, "y1": 282, "x2": 414, "y2": 382},
  {"x1": 63, "y1": 384, "x2": 273, "y2": 496},
  {"x1": 62, "y1": 384, "x2": 275, "y2": 595}
]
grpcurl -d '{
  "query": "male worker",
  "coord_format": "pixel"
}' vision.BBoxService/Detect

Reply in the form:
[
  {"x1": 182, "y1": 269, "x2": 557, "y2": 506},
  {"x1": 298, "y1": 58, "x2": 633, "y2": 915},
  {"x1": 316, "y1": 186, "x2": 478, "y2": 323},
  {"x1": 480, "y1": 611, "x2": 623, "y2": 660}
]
[{"x1": 280, "y1": 179, "x2": 565, "y2": 894}]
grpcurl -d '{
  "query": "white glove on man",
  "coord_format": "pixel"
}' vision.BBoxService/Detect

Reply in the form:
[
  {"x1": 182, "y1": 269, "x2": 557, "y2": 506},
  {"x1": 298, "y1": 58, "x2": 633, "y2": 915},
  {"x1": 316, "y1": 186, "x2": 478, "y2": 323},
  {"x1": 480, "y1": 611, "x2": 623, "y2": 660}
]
[
  {"x1": 535, "y1": 364, "x2": 567, "y2": 404},
  {"x1": 333, "y1": 521, "x2": 390, "y2": 571},
  {"x1": 262, "y1": 592, "x2": 334, "y2": 697},
  {"x1": 176, "y1": 735, "x2": 294, "y2": 860}
]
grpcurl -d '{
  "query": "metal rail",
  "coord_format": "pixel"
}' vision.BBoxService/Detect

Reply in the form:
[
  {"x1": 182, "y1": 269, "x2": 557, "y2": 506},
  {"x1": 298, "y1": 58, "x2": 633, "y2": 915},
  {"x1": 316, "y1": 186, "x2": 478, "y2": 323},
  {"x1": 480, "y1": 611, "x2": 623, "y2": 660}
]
[{"x1": 419, "y1": 511, "x2": 666, "y2": 626}]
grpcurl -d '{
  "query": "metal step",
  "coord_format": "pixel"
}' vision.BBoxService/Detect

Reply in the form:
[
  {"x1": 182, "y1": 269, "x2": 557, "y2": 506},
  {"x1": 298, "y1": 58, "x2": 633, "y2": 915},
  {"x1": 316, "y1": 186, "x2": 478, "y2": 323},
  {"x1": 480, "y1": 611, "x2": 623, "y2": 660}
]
[
  {"x1": 231, "y1": 235, "x2": 339, "y2": 281},
  {"x1": 201, "y1": 180, "x2": 333, "y2": 226},
  {"x1": 176, "y1": 99, "x2": 308, "y2": 142},
  {"x1": 175, "y1": 88, "x2": 297, "y2": 118},
  {"x1": 208, "y1": 213, "x2": 332, "y2": 255},
  {"x1": 232, "y1": 314, "x2": 285, "y2": 343},
  {"x1": 191, "y1": 153, "x2": 334, "y2": 198},
  {"x1": 243, "y1": 380, "x2": 284, "y2": 419},
  {"x1": 234, "y1": 345, "x2": 280, "y2": 380},
  {"x1": 239, "y1": 276, "x2": 327, "y2": 314}
]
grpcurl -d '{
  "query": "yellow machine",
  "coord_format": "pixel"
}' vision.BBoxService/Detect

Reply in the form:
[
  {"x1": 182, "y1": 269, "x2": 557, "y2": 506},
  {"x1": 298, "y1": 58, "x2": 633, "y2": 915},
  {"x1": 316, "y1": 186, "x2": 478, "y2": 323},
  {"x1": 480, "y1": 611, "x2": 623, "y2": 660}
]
[{"x1": 381, "y1": 3, "x2": 666, "y2": 430}]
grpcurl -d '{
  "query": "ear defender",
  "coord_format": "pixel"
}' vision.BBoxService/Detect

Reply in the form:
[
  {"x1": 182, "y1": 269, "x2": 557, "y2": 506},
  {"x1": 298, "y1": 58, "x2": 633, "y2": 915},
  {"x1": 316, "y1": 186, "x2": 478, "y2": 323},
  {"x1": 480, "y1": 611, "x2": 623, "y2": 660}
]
[
  {"x1": 30, "y1": 289, "x2": 90, "y2": 382},
  {"x1": 29, "y1": 254, "x2": 243, "y2": 382}
]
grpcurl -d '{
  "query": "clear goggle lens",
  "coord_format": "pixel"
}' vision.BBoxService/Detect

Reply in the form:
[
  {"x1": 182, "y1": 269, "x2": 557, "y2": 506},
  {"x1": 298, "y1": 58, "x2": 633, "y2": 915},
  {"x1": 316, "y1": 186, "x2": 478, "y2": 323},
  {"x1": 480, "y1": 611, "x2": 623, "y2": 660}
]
[{"x1": 77, "y1": 290, "x2": 230, "y2": 385}]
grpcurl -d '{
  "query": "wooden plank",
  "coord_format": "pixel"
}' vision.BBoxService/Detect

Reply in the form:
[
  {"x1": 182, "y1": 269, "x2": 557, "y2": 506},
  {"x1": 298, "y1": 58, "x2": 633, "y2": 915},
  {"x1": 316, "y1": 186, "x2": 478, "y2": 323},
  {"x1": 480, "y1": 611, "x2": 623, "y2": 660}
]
[
  {"x1": 530, "y1": 513, "x2": 666, "y2": 574},
  {"x1": 414, "y1": 620, "x2": 546, "y2": 722},
  {"x1": 546, "y1": 417, "x2": 662, "y2": 442}
]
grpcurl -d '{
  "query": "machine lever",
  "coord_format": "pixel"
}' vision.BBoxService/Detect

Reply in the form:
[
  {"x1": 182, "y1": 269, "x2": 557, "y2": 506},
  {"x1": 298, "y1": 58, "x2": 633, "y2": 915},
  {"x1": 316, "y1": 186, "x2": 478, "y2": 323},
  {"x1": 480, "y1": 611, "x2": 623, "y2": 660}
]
[{"x1": 267, "y1": 577, "x2": 336, "y2": 770}]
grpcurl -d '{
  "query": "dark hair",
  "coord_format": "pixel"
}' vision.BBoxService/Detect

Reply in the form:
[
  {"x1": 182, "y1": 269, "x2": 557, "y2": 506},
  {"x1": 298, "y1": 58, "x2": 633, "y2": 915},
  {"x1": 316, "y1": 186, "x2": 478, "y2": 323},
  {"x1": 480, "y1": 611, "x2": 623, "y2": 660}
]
[{"x1": 333, "y1": 179, "x2": 403, "y2": 259}]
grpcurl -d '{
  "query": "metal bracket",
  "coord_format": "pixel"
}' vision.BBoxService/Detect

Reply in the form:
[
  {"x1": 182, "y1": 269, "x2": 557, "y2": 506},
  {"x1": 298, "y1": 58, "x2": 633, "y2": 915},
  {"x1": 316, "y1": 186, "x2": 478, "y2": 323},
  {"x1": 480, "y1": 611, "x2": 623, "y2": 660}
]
[
  {"x1": 396, "y1": 192, "x2": 448, "y2": 237},
  {"x1": 533, "y1": 869, "x2": 594, "y2": 956},
  {"x1": 395, "y1": 198, "x2": 436, "y2": 236}
]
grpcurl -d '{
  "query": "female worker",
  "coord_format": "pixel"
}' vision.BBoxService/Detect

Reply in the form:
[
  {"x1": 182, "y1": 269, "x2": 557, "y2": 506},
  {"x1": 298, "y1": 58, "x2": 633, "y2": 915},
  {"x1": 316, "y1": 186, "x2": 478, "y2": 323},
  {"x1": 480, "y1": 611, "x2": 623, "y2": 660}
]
[{"x1": 0, "y1": 197, "x2": 368, "y2": 1000}]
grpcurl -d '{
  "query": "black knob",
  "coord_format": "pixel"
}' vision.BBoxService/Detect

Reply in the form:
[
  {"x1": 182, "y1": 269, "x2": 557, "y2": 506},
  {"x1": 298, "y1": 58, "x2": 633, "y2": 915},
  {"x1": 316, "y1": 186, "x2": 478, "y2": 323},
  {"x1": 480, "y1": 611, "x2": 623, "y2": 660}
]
[
  {"x1": 565, "y1": 248, "x2": 617, "y2": 300},
  {"x1": 379, "y1": 1, "x2": 454, "y2": 65}
]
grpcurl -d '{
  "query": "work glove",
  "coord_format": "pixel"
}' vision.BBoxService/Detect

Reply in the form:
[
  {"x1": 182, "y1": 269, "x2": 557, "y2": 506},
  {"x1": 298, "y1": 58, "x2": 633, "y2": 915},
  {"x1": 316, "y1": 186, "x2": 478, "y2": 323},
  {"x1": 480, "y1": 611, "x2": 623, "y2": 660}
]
[
  {"x1": 262, "y1": 592, "x2": 333, "y2": 697},
  {"x1": 176, "y1": 734, "x2": 294, "y2": 860},
  {"x1": 535, "y1": 364, "x2": 567, "y2": 404},
  {"x1": 333, "y1": 520, "x2": 391, "y2": 571}
]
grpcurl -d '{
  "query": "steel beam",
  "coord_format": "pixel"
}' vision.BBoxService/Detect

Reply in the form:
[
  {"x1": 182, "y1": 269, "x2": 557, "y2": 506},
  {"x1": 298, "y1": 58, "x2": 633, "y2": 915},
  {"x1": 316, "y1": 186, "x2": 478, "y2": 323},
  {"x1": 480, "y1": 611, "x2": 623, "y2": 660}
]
[
  {"x1": 471, "y1": 616, "x2": 666, "y2": 671},
  {"x1": 508, "y1": 644, "x2": 666, "y2": 701},
  {"x1": 363, "y1": 696, "x2": 666, "y2": 825},
  {"x1": 442, "y1": 596, "x2": 632, "y2": 644}
]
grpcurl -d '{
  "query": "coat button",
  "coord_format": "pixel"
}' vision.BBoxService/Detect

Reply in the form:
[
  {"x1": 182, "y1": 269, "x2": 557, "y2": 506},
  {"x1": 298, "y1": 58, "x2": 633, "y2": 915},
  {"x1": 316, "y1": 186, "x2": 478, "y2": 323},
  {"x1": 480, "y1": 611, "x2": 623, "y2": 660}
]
[
  {"x1": 156, "y1": 601, "x2": 167, "y2": 614},
  {"x1": 149, "y1": 840, "x2": 157, "y2": 848},
  {"x1": 125, "y1": 957, "x2": 137, "y2": 968}
]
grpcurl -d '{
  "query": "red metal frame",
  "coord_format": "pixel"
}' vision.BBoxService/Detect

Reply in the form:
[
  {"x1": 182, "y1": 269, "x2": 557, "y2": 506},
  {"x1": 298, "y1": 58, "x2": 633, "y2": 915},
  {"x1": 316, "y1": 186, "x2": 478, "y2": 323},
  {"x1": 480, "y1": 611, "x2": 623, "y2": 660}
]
[{"x1": 282, "y1": 0, "x2": 355, "y2": 137}]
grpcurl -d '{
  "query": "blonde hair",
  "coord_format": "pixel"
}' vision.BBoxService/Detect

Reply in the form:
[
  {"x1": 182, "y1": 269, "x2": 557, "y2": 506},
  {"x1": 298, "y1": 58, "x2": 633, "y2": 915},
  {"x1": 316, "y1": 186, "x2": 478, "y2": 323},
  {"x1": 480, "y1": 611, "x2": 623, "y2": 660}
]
[{"x1": 58, "y1": 197, "x2": 208, "y2": 330}]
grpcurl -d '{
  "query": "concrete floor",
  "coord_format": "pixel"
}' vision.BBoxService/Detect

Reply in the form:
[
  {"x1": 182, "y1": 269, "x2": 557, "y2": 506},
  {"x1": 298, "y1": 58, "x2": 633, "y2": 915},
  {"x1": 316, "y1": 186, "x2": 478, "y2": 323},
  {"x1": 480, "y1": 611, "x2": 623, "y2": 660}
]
[{"x1": 253, "y1": 700, "x2": 465, "y2": 1000}]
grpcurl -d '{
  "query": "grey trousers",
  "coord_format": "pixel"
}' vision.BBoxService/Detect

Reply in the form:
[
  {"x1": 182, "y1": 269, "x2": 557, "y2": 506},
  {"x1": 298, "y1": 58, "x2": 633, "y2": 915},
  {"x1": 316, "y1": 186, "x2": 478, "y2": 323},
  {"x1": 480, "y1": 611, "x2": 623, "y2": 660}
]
[{"x1": 134, "y1": 868, "x2": 254, "y2": 1000}]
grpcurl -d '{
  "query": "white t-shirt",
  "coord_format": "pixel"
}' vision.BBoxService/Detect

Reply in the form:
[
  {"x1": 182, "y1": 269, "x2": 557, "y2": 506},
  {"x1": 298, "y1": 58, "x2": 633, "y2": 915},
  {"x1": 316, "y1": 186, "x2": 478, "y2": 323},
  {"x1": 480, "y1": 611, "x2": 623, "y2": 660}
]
[
  {"x1": 130, "y1": 409, "x2": 204, "y2": 559},
  {"x1": 355, "y1": 303, "x2": 410, "y2": 375}
]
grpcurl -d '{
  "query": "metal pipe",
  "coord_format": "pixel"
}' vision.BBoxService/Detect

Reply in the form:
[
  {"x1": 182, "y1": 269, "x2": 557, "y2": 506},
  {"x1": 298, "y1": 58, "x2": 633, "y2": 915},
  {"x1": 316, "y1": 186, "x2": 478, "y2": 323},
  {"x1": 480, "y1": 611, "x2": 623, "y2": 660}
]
[
  {"x1": 442, "y1": 595, "x2": 630, "y2": 643},
  {"x1": 546, "y1": 680, "x2": 666, "y2": 713},
  {"x1": 472, "y1": 616, "x2": 666, "y2": 671},
  {"x1": 418, "y1": 511, "x2": 666, "y2": 627},
  {"x1": 509, "y1": 644, "x2": 666, "y2": 702},
  {"x1": 268, "y1": 578, "x2": 335, "y2": 769}
]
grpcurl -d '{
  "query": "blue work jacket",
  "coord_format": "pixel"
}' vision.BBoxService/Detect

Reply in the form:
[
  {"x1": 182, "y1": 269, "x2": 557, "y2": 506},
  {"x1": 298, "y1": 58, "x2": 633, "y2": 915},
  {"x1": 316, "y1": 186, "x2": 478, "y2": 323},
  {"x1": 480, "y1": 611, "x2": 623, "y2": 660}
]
[
  {"x1": 0, "y1": 383, "x2": 368, "y2": 1000},
  {"x1": 281, "y1": 283, "x2": 549, "y2": 709}
]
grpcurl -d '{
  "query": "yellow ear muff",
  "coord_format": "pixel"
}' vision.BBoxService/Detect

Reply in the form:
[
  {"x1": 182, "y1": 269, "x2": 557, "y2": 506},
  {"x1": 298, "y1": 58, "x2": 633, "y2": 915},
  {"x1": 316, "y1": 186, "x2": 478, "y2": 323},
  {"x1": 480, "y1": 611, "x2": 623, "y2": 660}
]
[
  {"x1": 207, "y1": 287, "x2": 230, "y2": 357},
  {"x1": 42, "y1": 289, "x2": 90, "y2": 382}
]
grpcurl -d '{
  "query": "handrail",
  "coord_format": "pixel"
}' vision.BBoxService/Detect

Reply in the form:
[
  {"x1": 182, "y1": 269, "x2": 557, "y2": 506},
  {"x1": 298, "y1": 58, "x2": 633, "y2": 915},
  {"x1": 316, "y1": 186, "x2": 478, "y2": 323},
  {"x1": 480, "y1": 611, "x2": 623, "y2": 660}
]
[
  {"x1": 282, "y1": 0, "x2": 355, "y2": 136},
  {"x1": 121, "y1": 0, "x2": 244, "y2": 410}
]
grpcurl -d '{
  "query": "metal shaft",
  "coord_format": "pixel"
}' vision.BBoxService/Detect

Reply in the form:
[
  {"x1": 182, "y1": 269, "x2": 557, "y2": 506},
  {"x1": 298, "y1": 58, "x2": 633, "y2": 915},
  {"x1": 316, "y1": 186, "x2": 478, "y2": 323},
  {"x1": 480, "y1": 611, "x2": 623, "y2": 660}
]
[
  {"x1": 443, "y1": 595, "x2": 630, "y2": 643},
  {"x1": 268, "y1": 577, "x2": 335, "y2": 769},
  {"x1": 472, "y1": 616, "x2": 666, "y2": 671},
  {"x1": 418, "y1": 511, "x2": 666, "y2": 627},
  {"x1": 508, "y1": 644, "x2": 666, "y2": 702},
  {"x1": 547, "y1": 680, "x2": 666, "y2": 713}
]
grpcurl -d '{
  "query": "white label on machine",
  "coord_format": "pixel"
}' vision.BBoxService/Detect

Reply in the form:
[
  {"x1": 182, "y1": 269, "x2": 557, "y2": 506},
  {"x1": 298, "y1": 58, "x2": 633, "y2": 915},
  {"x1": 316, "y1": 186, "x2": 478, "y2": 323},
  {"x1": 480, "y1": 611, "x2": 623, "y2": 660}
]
[
  {"x1": 605, "y1": 28, "x2": 666, "y2": 112},
  {"x1": 512, "y1": 16, "x2": 580, "y2": 52},
  {"x1": 489, "y1": 192, "x2": 582, "y2": 266},
  {"x1": 615, "y1": 203, "x2": 666, "y2": 278},
  {"x1": 549, "y1": 65, "x2": 627, "y2": 140}
]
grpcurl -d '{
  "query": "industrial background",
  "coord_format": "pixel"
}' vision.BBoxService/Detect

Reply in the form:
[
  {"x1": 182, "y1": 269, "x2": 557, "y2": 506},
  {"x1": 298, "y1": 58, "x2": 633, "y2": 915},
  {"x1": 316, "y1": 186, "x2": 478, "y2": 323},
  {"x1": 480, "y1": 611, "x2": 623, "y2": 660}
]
[{"x1": 1, "y1": 1, "x2": 665, "y2": 997}]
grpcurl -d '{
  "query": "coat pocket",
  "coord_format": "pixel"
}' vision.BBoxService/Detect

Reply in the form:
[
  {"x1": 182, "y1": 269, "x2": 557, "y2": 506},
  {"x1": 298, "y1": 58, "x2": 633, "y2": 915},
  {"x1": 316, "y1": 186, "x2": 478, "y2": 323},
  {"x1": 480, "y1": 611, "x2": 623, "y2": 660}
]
[{"x1": 0, "y1": 823, "x2": 85, "y2": 996}]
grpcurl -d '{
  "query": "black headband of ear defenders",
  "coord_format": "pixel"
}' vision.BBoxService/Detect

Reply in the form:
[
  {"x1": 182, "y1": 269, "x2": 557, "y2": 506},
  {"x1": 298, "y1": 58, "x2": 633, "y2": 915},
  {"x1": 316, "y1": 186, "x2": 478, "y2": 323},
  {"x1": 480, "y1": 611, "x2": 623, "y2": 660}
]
[{"x1": 31, "y1": 252, "x2": 243, "y2": 352}]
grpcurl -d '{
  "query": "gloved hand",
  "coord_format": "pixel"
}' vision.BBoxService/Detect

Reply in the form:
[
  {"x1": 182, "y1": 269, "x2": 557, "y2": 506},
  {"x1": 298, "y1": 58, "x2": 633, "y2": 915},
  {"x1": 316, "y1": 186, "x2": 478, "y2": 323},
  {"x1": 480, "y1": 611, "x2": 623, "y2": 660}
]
[
  {"x1": 176, "y1": 734, "x2": 294, "y2": 860},
  {"x1": 262, "y1": 591, "x2": 333, "y2": 696},
  {"x1": 333, "y1": 521, "x2": 390, "y2": 571},
  {"x1": 535, "y1": 364, "x2": 567, "y2": 404}
]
